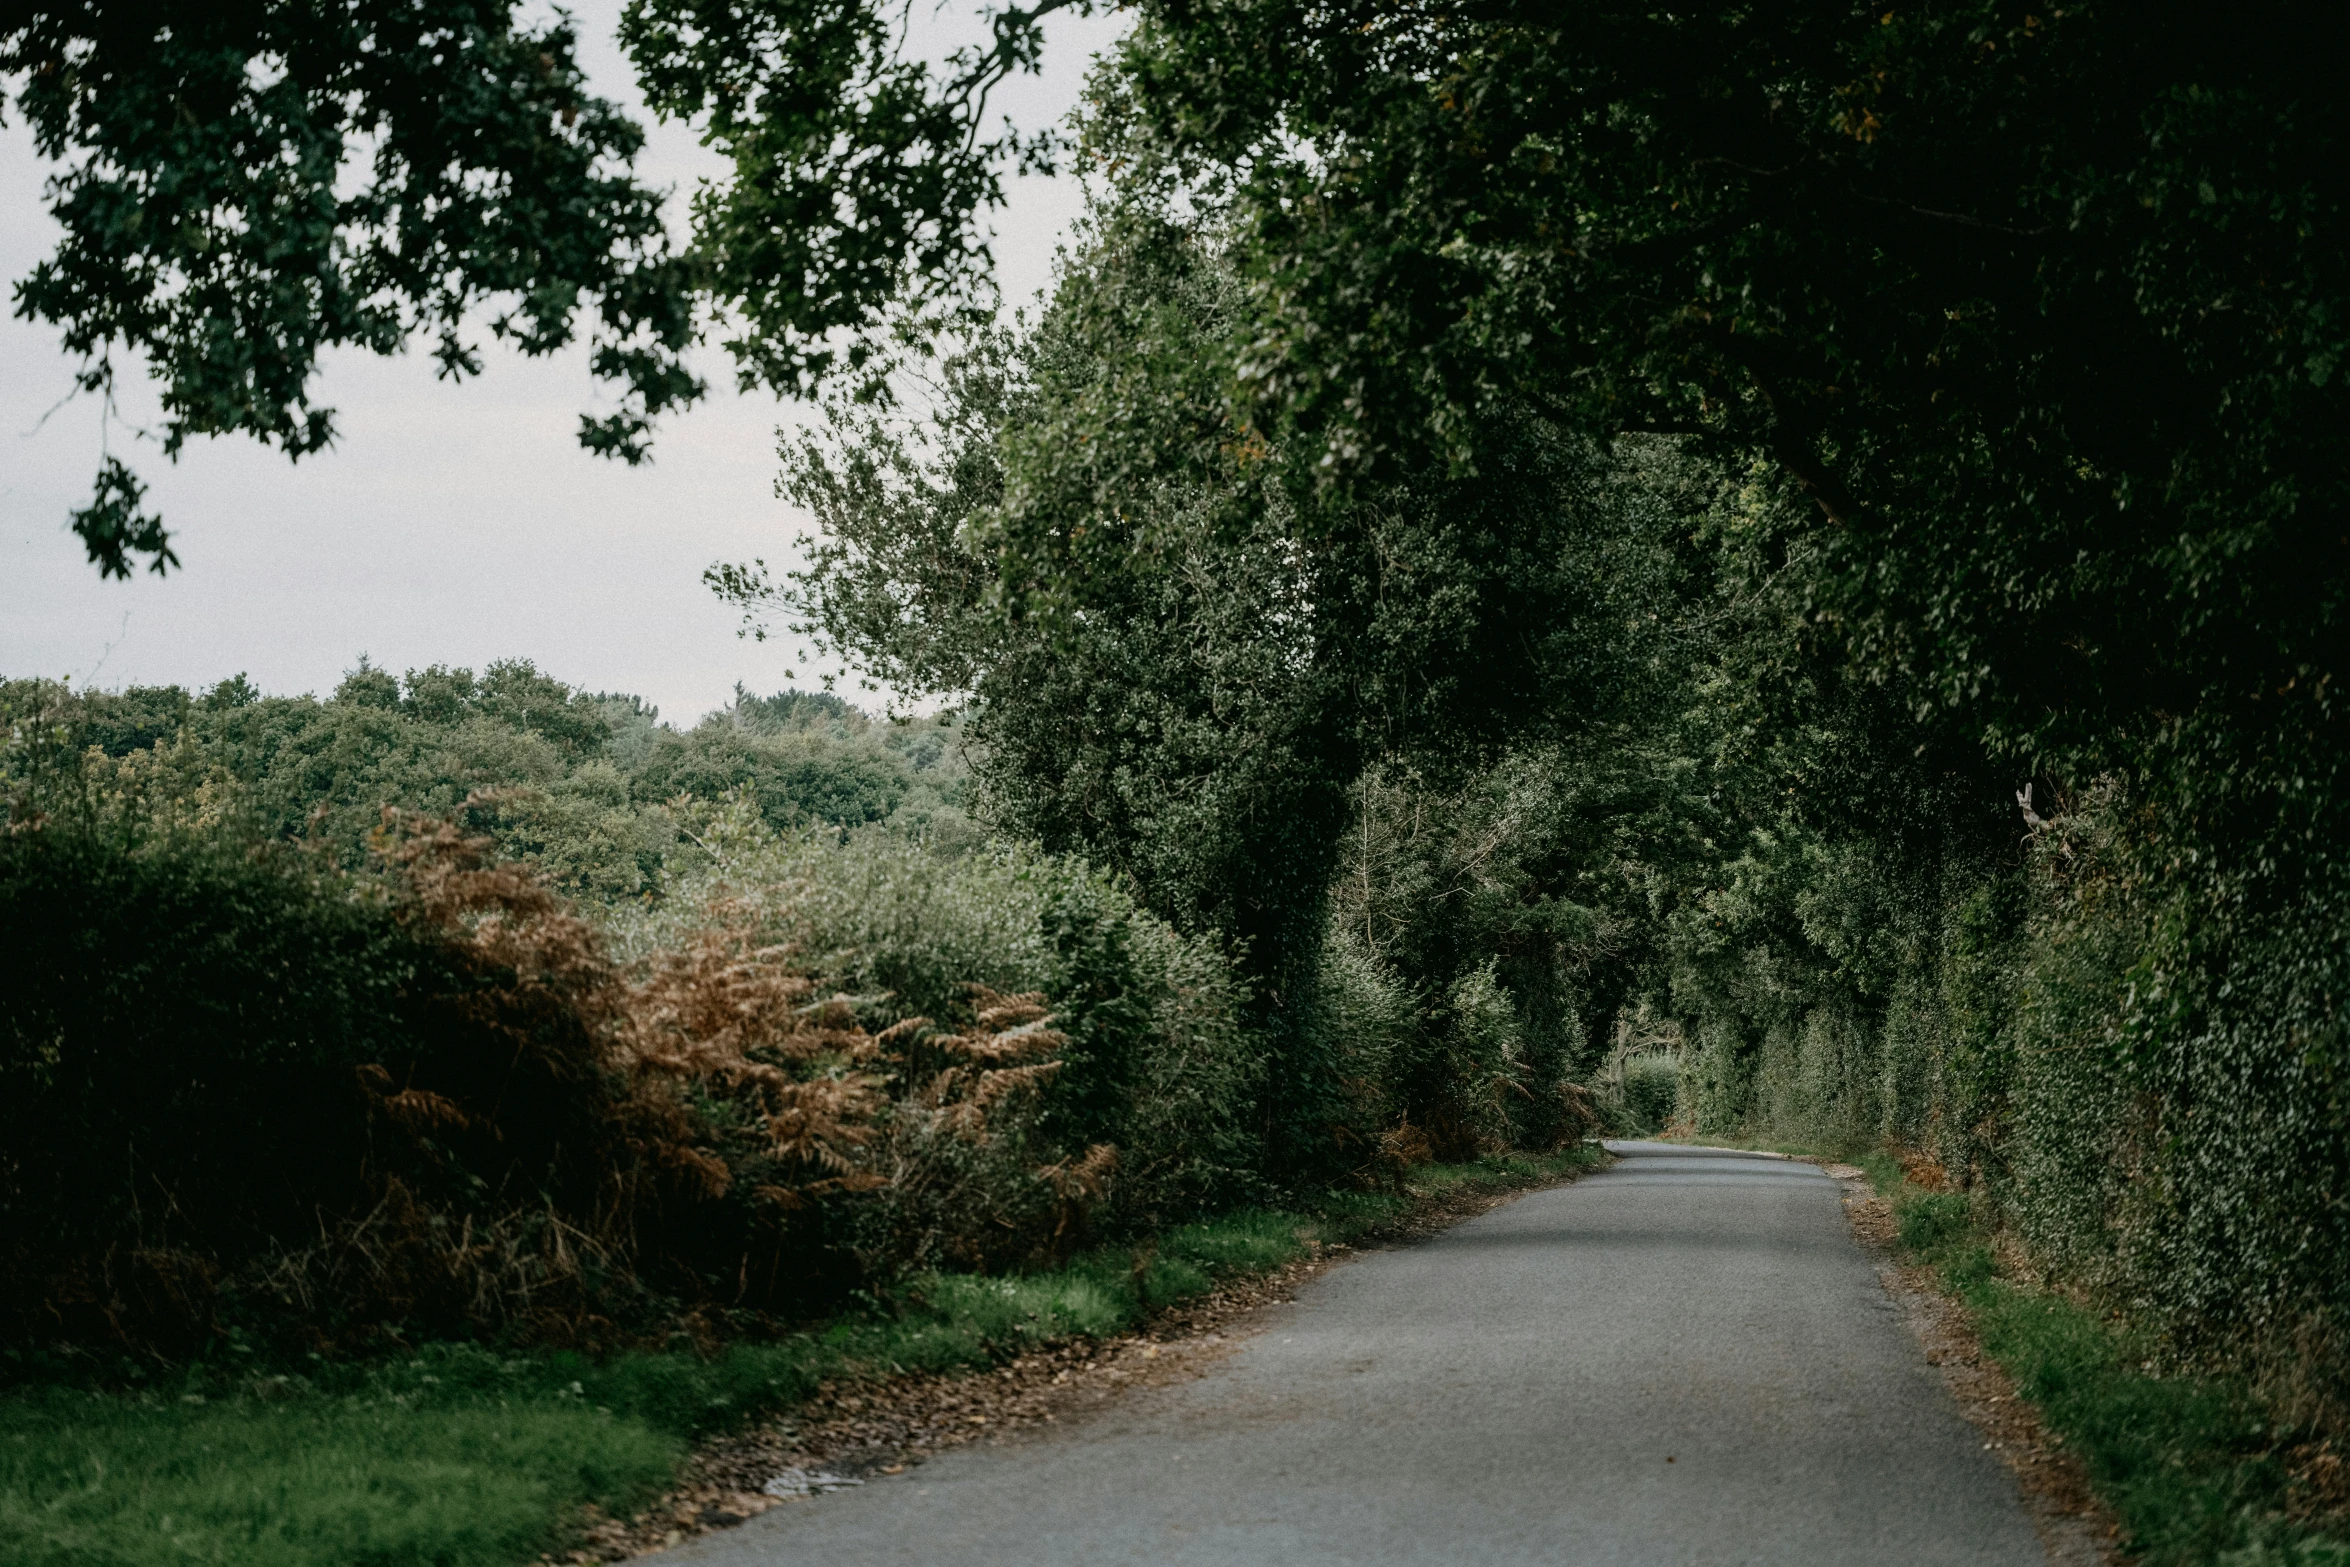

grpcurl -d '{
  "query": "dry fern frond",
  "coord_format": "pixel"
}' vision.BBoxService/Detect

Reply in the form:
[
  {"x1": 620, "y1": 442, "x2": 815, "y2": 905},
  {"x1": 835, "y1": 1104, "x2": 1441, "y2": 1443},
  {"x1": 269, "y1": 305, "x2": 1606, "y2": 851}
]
[
  {"x1": 967, "y1": 986, "x2": 1053, "y2": 1032},
  {"x1": 1041, "y1": 1142, "x2": 1119, "y2": 1204},
  {"x1": 968, "y1": 1060, "x2": 1064, "y2": 1114},
  {"x1": 930, "y1": 987, "x2": 1066, "y2": 1065},
  {"x1": 1553, "y1": 1081, "x2": 1601, "y2": 1148},
  {"x1": 801, "y1": 1172, "x2": 890, "y2": 1198},
  {"x1": 380, "y1": 1089, "x2": 470, "y2": 1132},
  {"x1": 763, "y1": 1076, "x2": 888, "y2": 1172},
  {"x1": 1365, "y1": 1119, "x2": 1435, "y2": 1188},
  {"x1": 1040, "y1": 1141, "x2": 1121, "y2": 1244},
  {"x1": 375, "y1": 801, "x2": 625, "y2": 1074},
  {"x1": 652, "y1": 1144, "x2": 734, "y2": 1198}
]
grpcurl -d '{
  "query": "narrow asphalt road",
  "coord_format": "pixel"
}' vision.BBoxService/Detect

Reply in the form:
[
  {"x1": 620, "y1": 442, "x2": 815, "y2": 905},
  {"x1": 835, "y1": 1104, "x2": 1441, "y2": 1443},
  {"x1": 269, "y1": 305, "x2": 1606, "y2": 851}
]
[{"x1": 665, "y1": 1142, "x2": 2046, "y2": 1566}]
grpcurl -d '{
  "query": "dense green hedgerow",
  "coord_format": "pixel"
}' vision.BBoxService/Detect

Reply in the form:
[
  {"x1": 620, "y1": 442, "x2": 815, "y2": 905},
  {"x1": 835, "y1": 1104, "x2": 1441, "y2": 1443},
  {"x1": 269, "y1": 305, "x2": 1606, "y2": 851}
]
[{"x1": 615, "y1": 799, "x2": 1265, "y2": 1235}]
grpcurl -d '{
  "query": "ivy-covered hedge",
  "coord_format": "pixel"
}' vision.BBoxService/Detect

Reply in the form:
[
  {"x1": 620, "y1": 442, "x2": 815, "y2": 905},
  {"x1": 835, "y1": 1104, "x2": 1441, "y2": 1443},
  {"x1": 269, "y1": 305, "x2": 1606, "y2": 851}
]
[{"x1": 1667, "y1": 781, "x2": 2350, "y2": 1427}]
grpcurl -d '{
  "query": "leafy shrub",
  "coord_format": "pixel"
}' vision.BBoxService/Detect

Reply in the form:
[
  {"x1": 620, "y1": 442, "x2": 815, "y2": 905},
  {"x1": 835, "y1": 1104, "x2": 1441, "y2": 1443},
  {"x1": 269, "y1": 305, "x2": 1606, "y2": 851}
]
[
  {"x1": 1279, "y1": 922, "x2": 1414, "y2": 1181},
  {"x1": 632, "y1": 724, "x2": 912, "y2": 830},
  {"x1": 1407, "y1": 960, "x2": 1525, "y2": 1160},
  {"x1": 0, "y1": 800, "x2": 1135, "y2": 1365},
  {"x1": 624, "y1": 802, "x2": 1263, "y2": 1230},
  {"x1": 0, "y1": 827, "x2": 435, "y2": 1358},
  {"x1": 1617, "y1": 1053, "x2": 1683, "y2": 1133},
  {"x1": 1751, "y1": 1010, "x2": 1881, "y2": 1150}
]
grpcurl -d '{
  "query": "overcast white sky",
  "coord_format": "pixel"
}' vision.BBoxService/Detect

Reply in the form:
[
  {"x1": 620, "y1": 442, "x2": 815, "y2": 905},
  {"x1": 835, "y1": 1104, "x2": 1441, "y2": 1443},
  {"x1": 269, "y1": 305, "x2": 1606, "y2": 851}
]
[{"x1": 0, "y1": 4, "x2": 1122, "y2": 723}]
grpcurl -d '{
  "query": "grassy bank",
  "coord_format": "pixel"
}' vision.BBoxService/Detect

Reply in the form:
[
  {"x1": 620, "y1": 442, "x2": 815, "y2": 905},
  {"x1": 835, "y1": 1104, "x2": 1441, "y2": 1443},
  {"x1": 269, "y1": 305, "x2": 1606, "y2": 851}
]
[
  {"x1": 1837, "y1": 1148, "x2": 2348, "y2": 1567},
  {"x1": 0, "y1": 1151, "x2": 1593, "y2": 1567},
  {"x1": 1881, "y1": 1173, "x2": 2349, "y2": 1566},
  {"x1": 1654, "y1": 1131, "x2": 2350, "y2": 1563}
]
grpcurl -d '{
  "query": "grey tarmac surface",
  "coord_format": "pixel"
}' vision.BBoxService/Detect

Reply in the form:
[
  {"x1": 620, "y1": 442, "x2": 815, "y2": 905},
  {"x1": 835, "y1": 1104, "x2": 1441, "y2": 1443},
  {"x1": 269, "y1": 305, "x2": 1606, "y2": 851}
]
[{"x1": 660, "y1": 1141, "x2": 2047, "y2": 1566}]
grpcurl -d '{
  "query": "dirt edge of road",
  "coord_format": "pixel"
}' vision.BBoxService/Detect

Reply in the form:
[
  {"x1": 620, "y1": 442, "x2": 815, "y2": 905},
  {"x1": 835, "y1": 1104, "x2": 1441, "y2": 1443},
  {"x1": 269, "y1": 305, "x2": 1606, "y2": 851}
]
[
  {"x1": 1823, "y1": 1163, "x2": 2126, "y2": 1567},
  {"x1": 551, "y1": 1163, "x2": 1597, "y2": 1563}
]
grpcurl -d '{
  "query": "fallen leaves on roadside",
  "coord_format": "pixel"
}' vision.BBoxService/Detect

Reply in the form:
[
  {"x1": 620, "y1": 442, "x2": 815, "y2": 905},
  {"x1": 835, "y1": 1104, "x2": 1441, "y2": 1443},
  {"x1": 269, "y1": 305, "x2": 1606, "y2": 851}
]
[{"x1": 552, "y1": 1161, "x2": 1593, "y2": 1562}]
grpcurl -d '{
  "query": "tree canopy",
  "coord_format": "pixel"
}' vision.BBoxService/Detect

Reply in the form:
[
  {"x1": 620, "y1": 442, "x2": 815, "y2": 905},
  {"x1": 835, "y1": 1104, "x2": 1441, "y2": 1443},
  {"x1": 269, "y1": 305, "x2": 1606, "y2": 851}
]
[
  {"x1": 21, "y1": 3, "x2": 2342, "y2": 819},
  {"x1": 5, "y1": 0, "x2": 709, "y2": 574},
  {"x1": 5, "y1": 0, "x2": 1089, "y2": 574}
]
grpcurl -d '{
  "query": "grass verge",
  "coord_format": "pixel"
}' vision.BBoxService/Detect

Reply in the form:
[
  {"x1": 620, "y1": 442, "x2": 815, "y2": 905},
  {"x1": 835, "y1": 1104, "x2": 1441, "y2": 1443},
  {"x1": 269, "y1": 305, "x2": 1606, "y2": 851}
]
[
  {"x1": 1856, "y1": 1156, "x2": 2350, "y2": 1567},
  {"x1": 0, "y1": 1150, "x2": 1594, "y2": 1567},
  {"x1": 1657, "y1": 1131, "x2": 2350, "y2": 1563}
]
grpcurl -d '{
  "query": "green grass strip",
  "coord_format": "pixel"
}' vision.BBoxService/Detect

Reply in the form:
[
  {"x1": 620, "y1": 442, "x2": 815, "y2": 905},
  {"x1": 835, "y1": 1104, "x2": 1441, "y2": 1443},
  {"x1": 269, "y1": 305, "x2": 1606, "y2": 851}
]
[
  {"x1": 0, "y1": 1392, "x2": 679, "y2": 1567},
  {"x1": 1878, "y1": 1178, "x2": 2350, "y2": 1567}
]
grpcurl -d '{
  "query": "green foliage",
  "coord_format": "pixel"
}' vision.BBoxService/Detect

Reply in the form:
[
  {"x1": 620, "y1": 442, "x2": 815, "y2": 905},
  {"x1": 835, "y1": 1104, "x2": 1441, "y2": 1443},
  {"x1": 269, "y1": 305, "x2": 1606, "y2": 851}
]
[
  {"x1": 1284, "y1": 922, "x2": 1412, "y2": 1166},
  {"x1": 724, "y1": 685, "x2": 857, "y2": 735},
  {"x1": 5, "y1": 0, "x2": 700, "y2": 572},
  {"x1": 58, "y1": 681, "x2": 192, "y2": 758},
  {"x1": 624, "y1": 801, "x2": 1262, "y2": 1229},
  {"x1": 615, "y1": 0, "x2": 1067, "y2": 399},
  {"x1": 0, "y1": 665, "x2": 970, "y2": 903},
  {"x1": 633, "y1": 724, "x2": 913, "y2": 832},
  {"x1": 1102, "y1": 4, "x2": 2350, "y2": 799},
  {"x1": 63, "y1": 457, "x2": 173, "y2": 578},
  {"x1": 1326, "y1": 729, "x2": 1706, "y2": 1151},
  {"x1": 0, "y1": 807, "x2": 850, "y2": 1362},
  {"x1": 1406, "y1": 961, "x2": 1523, "y2": 1158},
  {"x1": 741, "y1": 212, "x2": 1669, "y2": 1183},
  {"x1": 1063, "y1": 28, "x2": 2350, "y2": 1433},
  {"x1": 1617, "y1": 1055, "x2": 1683, "y2": 1137},
  {"x1": 1155, "y1": 1211, "x2": 1307, "y2": 1279}
]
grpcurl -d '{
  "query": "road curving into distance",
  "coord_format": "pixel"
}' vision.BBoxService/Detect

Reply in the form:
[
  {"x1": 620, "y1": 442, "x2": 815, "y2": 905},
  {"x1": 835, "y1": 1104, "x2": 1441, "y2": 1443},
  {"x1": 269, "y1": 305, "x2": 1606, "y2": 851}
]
[{"x1": 663, "y1": 1141, "x2": 2047, "y2": 1566}]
